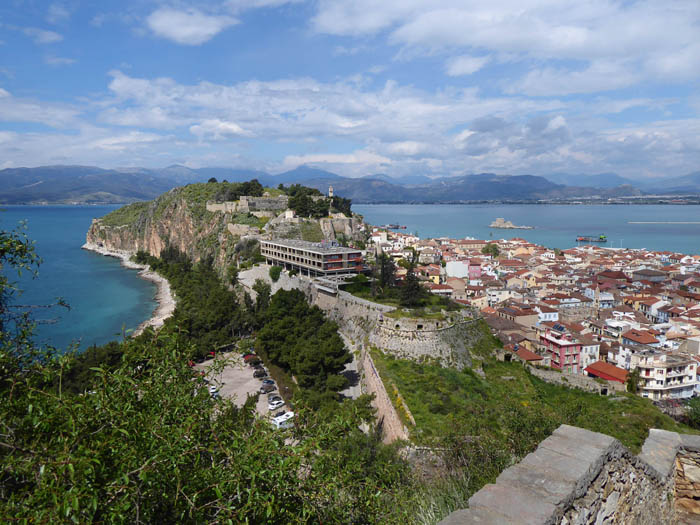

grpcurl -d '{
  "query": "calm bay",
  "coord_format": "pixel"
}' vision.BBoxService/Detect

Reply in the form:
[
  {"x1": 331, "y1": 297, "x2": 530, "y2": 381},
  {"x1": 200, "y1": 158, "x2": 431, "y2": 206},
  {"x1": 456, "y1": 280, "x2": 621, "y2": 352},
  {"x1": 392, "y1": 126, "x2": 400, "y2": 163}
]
[
  {"x1": 1, "y1": 205, "x2": 157, "y2": 351},
  {"x1": 355, "y1": 204, "x2": 700, "y2": 255}
]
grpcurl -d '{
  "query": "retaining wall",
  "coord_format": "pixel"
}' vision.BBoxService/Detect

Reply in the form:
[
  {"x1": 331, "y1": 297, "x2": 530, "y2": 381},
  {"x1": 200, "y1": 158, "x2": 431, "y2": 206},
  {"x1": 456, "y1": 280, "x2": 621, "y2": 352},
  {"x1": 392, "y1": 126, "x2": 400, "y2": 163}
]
[
  {"x1": 358, "y1": 350, "x2": 410, "y2": 443},
  {"x1": 439, "y1": 425, "x2": 700, "y2": 525},
  {"x1": 527, "y1": 365, "x2": 626, "y2": 395}
]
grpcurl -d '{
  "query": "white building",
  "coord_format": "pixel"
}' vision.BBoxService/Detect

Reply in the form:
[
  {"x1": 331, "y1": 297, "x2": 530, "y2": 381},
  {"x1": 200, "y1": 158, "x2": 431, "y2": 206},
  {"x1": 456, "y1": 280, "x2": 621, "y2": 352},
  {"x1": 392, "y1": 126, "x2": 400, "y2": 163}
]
[{"x1": 636, "y1": 351, "x2": 698, "y2": 400}]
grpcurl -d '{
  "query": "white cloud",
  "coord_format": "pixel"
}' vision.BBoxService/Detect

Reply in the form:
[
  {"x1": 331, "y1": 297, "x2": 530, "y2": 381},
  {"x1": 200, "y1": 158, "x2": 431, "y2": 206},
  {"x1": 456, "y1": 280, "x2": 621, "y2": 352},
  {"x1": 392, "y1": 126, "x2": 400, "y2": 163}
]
[
  {"x1": 283, "y1": 150, "x2": 390, "y2": 166},
  {"x1": 45, "y1": 55, "x2": 76, "y2": 67},
  {"x1": 0, "y1": 92, "x2": 78, "y2": 127},
  {"x1": 189, "y1": 119, "x2": 251, "y2": 139},
  {"x1": 46, "y1": 4, "x2": 71, "y2": 24},
  {"x1": 225, "y1": 0, "x2": 303, "y2": 10},
  {"x1": 445, "y1": 55, "x2": 489, "y2": 76},
  {"x1": 22, "y1": 27, "x2": 63, "y2": 44},
  {"x1": 90, "y1": 131, "x2": 164, "y2": 151},
  {"x1": 146, "y1": 8, "x2": 238, "y2": 45},
  {"x1": 507, "y1": 60, "x2": 639, "y2": 96},
  {"x1": 312, "y1": 1, "x2": 700, "y2": 95}
]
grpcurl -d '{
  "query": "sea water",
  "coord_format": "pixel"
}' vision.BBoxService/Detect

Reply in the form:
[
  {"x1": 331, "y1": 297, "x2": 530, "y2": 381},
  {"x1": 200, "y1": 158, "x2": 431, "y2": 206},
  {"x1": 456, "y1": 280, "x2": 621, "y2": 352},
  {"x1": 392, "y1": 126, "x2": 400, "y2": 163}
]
[
  {"x1": 355, "y1": 204, "x2": 700, "y2": 255},
  {"x1": 1, "y1": 206, "x2": 157, "y2": 351}
]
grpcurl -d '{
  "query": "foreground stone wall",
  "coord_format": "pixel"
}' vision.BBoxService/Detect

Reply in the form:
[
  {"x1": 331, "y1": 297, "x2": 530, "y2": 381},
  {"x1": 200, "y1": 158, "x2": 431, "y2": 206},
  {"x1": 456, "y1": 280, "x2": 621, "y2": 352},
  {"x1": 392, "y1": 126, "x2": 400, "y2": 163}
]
[{"x1": 439, "y1": 425, "x2": 700, "y2": 525}]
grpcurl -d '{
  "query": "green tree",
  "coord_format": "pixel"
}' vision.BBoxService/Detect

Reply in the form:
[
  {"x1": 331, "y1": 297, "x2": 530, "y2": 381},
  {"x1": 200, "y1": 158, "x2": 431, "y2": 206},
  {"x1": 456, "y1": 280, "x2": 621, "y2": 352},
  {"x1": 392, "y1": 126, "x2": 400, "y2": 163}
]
[
  {"x1": 252, "y1": 278, "x2": 271, "y2": 314},
  {"x1": 400, "y1": 250, "x2": 425, "y2": 308},
  {"x1": 626, "y1": 367, "x2": 641, "y2": 394},
  {"x1": 481, "y1": 243, "x2": 500, "y2": 258},
  {"x1": 269, "y1": 265, "x2": 282, "y2": 282},
  {"x1": 227, "y1": 264, "x2": 239, "y2": 287},
  {"x1": 687, "y1": 397, "x2": 700, "y2": 429}
]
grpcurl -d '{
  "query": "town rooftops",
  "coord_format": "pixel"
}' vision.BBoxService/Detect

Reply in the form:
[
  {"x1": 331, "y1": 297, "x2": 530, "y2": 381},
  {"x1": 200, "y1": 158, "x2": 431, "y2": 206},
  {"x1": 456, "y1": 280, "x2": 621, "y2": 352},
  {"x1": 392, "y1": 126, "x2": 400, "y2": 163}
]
[
  {"x1": 622, "y1": 329, "x2": 659, "y2": 345},
  {"x1": 262, "y1": 238, "x2": 360, "y2": 254},
  {"x1": 584, "y1": 360, "x2": 629, "y2": 383}
]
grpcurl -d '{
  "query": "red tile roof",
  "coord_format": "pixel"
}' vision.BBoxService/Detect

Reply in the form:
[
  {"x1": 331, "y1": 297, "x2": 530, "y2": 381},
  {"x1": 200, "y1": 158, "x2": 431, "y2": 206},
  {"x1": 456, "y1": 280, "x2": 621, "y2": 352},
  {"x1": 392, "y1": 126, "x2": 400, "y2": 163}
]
[
  {"x1": 516, "y1": 347, "x2": 544, "y2": 362},
  {"x1": 584, "y1": 361, "x2": 628, "y2": 384}
]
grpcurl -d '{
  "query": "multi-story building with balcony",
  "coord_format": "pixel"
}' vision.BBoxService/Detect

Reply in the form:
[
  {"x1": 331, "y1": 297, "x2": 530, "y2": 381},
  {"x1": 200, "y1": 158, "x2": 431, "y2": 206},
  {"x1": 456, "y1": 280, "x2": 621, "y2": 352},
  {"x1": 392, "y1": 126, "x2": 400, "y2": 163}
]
[
  {"x1": 540, "y1": 324, "x2": 582, "y2": 374},
  {"x1": 636, "y1": 351, "x2": 698, "y2": 401},
  {"x1": 259, "y1": 239, "x2": 363, "y2": 277}
]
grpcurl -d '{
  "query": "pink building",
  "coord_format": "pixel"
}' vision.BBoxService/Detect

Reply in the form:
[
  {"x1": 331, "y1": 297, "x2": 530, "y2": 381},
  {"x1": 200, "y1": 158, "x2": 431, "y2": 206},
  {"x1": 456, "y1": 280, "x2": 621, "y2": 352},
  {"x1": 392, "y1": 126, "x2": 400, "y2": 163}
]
[
  {"x1": 540, "y1": 325, "x2": 582, "y2": 374},
  {"x1": 468, "y1": 261, "x2": 482, "y2": 281}
]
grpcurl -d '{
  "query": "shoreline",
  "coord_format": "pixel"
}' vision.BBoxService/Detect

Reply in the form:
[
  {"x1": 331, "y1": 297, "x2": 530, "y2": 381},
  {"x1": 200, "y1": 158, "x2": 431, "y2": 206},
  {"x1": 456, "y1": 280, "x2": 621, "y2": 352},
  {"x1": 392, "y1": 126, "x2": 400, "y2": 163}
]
[{"x1": 81, "y1": 242, "x2": 175, "y2": 336}]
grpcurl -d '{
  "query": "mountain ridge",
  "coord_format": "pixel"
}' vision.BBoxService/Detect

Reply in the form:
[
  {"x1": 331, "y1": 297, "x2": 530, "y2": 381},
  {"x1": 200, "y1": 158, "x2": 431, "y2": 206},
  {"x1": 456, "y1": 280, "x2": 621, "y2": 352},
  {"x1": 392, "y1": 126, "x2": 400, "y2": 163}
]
[{"x1": 0, "y1": 164, "x2": 698, "y2": 204}]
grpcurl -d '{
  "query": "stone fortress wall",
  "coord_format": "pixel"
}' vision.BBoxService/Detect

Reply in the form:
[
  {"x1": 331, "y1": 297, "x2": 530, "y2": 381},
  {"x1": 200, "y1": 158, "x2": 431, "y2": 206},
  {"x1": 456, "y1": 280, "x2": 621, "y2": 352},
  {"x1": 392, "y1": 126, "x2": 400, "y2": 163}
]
[
  {"x1": 206, "y1": 195, "x2": 289, "y2": 214},
  {"x1": 439, "y1": 425, "x2": 700, "y2": 525}
]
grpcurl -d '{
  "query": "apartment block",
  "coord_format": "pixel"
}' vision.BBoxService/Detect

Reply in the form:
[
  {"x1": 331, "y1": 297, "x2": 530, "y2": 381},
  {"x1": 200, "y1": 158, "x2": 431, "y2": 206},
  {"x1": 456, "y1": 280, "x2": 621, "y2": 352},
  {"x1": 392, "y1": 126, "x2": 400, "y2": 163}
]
[{"x1": 260, "y1": 239, "x2": 363, "y2": 277}]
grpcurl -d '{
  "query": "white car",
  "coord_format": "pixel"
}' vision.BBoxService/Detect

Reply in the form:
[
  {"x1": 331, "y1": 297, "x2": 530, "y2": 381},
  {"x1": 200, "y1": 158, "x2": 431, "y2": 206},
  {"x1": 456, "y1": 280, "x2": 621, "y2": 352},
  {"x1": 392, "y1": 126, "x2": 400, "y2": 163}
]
[
  {"x1": 271, "y1": 411, "x2": 294, "y2": 429},
  {"x1": 268, "y1": 399, "x2": 285, "y2": 411}
]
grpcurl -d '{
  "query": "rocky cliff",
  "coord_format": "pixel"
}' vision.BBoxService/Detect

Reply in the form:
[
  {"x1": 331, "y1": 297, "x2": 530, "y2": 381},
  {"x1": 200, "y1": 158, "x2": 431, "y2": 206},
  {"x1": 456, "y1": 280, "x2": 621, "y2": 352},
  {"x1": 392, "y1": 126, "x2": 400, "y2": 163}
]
[{"x1": 85, "y1": 183, "x2": 364, "y2": 273}]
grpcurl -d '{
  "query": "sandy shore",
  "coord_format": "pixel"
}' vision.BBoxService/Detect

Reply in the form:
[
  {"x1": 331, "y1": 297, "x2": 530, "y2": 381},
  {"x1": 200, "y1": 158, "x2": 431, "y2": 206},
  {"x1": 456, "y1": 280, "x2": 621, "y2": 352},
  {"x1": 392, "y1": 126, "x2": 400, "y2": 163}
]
[{"x1": 82, "y1": 242, "x2": 176, "y2": 336}]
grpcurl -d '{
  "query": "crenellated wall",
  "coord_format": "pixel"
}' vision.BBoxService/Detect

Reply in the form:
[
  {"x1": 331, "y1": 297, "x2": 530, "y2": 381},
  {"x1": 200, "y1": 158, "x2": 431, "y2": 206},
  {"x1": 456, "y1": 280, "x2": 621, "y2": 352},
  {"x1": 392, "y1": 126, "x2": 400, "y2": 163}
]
[{"x1": 439, "y1": 425, "x2": 700, "y2": 525}]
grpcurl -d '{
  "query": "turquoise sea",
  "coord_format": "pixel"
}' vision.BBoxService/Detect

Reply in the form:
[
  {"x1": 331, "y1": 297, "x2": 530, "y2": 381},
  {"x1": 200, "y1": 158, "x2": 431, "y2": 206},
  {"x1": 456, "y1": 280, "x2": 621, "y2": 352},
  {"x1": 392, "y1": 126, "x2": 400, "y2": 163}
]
[
  {"x1": 355, "y1": 204, "x2": 700, "y2": 255},
  {"x1": 3, "y1": 204, "x2": 700, "y2": 350},
  {"x1": 1, "y1": 206, "x2": 157, "y2": 351}
]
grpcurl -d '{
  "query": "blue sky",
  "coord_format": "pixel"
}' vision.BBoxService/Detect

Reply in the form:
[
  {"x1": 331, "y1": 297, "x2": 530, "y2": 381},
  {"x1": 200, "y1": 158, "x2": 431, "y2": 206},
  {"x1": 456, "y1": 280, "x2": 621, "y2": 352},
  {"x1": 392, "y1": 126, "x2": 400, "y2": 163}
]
[{"x1": 0, "y1": 0, "x2": 698, "y2": 180}]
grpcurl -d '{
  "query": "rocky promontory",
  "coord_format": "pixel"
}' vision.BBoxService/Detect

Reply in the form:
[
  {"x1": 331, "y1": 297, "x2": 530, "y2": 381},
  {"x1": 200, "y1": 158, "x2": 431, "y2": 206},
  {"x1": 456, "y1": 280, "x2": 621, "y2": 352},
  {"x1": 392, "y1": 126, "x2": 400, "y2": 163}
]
[{"x1": 85, "y1": 182, "x2": 365, "y2": 276}]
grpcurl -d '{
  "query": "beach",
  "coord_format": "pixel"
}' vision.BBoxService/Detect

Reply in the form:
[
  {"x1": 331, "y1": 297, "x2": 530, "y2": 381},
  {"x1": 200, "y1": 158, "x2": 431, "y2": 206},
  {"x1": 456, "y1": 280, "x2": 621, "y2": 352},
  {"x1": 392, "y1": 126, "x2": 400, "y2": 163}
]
[{"x1": 82, "y1": 242, "x2": 176, "y2": 336}]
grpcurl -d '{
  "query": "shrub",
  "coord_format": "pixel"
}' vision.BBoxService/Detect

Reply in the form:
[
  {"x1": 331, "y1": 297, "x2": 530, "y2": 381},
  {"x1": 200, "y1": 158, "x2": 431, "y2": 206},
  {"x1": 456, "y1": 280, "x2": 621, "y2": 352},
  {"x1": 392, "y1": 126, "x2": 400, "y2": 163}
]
[{"x1": 269, "y1": 265, "x2": 282, "y2": 282}]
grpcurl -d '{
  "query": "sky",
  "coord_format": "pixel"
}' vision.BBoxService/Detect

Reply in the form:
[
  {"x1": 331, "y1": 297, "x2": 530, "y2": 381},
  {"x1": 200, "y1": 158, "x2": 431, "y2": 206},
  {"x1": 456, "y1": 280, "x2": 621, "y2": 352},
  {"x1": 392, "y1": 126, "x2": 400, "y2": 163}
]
[{"x1": 0, "y1": 0, "x2": 698, "y2": 180}]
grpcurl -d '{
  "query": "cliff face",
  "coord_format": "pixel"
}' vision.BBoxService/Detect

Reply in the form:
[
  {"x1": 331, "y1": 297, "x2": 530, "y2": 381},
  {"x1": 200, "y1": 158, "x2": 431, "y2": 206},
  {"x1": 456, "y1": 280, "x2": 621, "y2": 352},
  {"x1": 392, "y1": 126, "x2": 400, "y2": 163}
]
[{"x1": 86, "y1": 188, "x2": 236, "y2": 271}]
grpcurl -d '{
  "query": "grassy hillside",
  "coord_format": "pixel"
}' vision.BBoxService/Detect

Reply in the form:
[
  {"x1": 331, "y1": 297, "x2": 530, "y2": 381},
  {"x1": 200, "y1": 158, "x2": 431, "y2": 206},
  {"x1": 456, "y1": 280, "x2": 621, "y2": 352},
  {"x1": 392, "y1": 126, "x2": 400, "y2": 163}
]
[{"x1": 372, "y1": 350, "x2": 694, "y2": 453}]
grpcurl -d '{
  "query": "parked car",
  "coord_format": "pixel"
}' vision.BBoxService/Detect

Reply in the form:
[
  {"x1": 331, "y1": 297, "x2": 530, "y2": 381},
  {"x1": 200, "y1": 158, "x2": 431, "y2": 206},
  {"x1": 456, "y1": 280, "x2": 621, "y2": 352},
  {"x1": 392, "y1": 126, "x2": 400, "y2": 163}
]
[
  {"x1": 259, "y1": 383, "x2": 276, "y2": 394},
  {"x1": 261, "y1": 379, "x2": 275, "y2": 386},
  {"x1": 268, "y1": 399, "x2": 285, "y2": 411},
  {"x1": 271, "y1": 411, "x2": 294, "y2": 429},
  {"x1": 253, "y1": 369, "x2": 268, "y2": 379},
  {"x1": 208, "y1": 385, "x2": 219, "y2": 397}
]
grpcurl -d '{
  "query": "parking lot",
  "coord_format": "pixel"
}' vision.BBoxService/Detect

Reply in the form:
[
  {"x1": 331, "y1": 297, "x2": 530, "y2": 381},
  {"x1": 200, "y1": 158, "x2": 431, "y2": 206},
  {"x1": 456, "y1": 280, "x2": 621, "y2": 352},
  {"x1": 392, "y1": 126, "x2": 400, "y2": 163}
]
[{"x1": 195, "y1": 353, "x2": 268, "y2": 416}]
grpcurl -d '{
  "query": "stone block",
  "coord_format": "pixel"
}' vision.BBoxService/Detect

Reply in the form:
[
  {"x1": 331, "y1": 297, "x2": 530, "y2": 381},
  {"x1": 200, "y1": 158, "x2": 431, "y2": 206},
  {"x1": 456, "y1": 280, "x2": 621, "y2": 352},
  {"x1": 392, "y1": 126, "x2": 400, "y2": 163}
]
[
  {"x1": 552, "y1": 425, "x2": 618, "y2": 452},
  {"x1": 496, "y1": 463, "x2": 575, "y2": 506},
  {"x1": 639, "y1": 429, "x2": 681, "y2": 478},
  {"x1": 681, "y1": 434, "x2": 700, "y2": 452},
  {"x1": 468, "y1": 482, "x2": 557, "y2": 524},
  {"x1": 437, "y1": 506, "x2": 512, "y2": 524}
]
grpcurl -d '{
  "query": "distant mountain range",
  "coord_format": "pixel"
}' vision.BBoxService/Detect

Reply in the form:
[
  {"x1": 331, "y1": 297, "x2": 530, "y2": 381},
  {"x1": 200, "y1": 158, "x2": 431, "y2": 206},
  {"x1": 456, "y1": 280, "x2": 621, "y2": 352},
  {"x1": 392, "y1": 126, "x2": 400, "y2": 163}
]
[{"x1": 0, "y1": 164, "x2": 698, "y2": 205}]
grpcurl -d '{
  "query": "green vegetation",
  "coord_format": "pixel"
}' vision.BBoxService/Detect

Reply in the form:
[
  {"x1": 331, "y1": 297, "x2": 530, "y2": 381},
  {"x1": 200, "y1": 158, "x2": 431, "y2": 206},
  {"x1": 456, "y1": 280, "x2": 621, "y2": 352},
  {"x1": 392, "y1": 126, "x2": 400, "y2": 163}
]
[
  {"x1": 230, "y1": 212, "x2": 267, "y2": 228},
  {"x1": 342, "y1": 266, "x2": 460, "y2": 316},
  {"x1": 256, "y1": 289, "x2": 352, "y2": 408},
  {"x1": 269, "y1": 265, "x2": 282, "y2": 282},
  {"x1": 99, "y1": 201, "x2": 150, "y2": 227},
  {"x1": 134, "y1": 247, "x2": 254, "y2": 359},
  {"x1": 481, "y1": 243, "x2": 500, "y2": 258},
  {"x1": 371, "y1": 350, "x2": 693, "y2": 453},
  {"x1": 300, "y1": 219, "x2": 324, "y2": 242}
]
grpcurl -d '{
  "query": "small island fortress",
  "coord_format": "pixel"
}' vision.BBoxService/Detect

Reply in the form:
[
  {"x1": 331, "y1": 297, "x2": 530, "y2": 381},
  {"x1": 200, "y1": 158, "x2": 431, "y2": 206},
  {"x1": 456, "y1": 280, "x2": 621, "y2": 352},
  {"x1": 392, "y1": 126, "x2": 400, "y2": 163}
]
[{"x1": 490, "y1": 217, "x2": 534, "y2": 229}]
